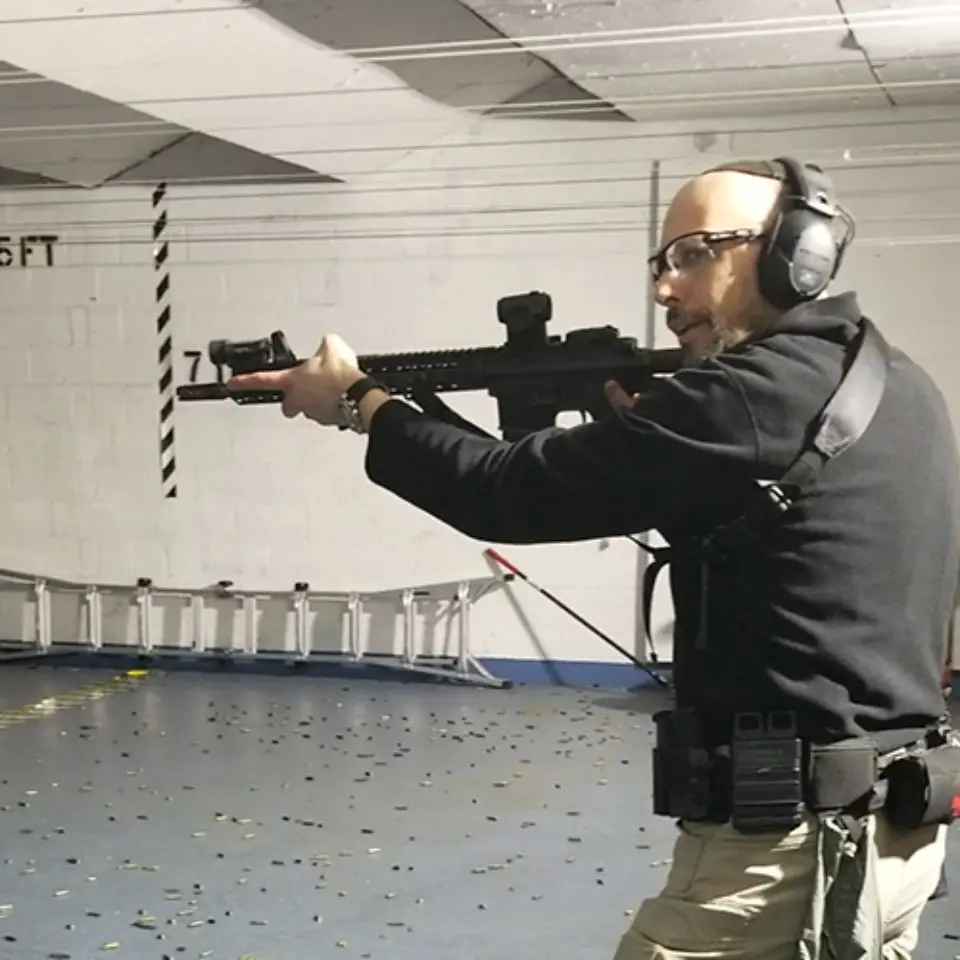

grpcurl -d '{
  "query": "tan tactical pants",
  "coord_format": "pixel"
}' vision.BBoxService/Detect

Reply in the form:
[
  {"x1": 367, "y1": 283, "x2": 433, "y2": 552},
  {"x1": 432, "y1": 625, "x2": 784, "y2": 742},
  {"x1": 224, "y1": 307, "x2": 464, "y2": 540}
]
[{"x1": 612, "y1": 810, "x2": 947, "y2": 959}]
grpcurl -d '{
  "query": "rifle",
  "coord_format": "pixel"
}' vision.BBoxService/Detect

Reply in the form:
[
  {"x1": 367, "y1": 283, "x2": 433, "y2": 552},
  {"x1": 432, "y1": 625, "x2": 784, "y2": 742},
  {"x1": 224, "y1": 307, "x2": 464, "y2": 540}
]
[{"x1": 175, "y1": 290, "x2": 684, "y2": 440}]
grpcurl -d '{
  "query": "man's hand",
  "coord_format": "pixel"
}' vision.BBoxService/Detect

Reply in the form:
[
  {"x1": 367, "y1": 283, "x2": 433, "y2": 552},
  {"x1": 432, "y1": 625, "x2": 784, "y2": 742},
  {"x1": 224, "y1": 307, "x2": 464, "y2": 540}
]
[
  {"x1": 604, "y1": 380, "x2": 641, "y2": 410},
  {"x1": 228, "y1": 334, "x2": 365, "y2": 425}
]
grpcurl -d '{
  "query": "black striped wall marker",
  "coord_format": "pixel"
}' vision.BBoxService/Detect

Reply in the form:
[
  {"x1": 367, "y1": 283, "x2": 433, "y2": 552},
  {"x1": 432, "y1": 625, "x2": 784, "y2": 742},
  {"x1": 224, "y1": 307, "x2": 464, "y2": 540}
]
[{"x1": 152, "y1": 182, "x2": 177, "y2": 499}]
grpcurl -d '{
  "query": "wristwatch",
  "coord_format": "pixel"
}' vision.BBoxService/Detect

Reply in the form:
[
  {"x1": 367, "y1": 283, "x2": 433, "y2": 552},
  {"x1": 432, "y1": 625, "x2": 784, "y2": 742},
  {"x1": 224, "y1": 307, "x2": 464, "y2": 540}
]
[{"x1": 338, "y1": 374, "x2": 387, "y2": 433}]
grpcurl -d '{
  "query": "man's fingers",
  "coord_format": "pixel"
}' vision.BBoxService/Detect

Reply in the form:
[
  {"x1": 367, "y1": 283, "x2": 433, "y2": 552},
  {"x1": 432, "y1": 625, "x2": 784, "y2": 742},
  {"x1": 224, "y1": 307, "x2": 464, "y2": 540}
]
[
  {"x1": 604, "y1": 380, "x2": 639, "y2": 409},
  {"x1": 228, "y1": 369, "x2": 294, "y2": 390},
  {"x1": 281, "y1": 393, "x2": 299, "y2": 419},
  {"x1": 227, "y1": 368, "x2": 301, "y2": 417}
]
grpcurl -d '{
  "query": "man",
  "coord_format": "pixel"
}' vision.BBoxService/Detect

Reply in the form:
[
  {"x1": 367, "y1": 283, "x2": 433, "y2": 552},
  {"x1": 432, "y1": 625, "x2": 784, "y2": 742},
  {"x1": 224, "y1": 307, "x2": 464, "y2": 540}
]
[{"x1": 231, "y1": 158, "x2": 960, "y2": 958}]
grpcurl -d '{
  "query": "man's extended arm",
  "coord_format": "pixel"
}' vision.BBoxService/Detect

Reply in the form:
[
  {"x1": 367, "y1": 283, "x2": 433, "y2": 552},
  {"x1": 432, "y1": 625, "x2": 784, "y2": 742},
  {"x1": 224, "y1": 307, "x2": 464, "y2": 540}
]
[
  {"x1": 360, "y1": 370, "x2": 760, "y2": 545},
  {"x1": 225, "y1": 330, "x2": 762, "y2": 546}
]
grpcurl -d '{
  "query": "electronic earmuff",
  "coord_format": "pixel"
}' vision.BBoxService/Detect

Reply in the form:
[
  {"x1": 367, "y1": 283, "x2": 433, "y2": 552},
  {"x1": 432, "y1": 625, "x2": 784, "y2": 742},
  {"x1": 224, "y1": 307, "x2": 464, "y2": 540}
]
[{"x1": 756, "y1": 156, "x2": 855, "y2": 311}]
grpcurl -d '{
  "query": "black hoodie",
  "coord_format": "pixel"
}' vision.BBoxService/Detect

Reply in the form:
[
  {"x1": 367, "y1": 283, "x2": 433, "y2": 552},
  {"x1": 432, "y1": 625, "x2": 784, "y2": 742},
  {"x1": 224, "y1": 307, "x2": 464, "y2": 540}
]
[{"x1": 364, "y1": 292, "x2": 960, "y2": 746}]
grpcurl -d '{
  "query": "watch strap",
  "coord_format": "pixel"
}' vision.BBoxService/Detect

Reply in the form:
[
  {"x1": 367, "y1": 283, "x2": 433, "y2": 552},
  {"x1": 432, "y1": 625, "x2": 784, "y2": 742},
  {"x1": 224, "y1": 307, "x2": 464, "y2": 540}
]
[{"x1": 345, "y1": 375, "x2": 387, "y2": 404}]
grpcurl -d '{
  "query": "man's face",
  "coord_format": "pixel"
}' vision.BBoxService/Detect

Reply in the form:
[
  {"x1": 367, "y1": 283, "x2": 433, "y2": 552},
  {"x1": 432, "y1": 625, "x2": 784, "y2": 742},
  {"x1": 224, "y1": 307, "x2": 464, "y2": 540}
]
[{"x1": 648, "y1": 171, "x2": 782, "y2": 362}]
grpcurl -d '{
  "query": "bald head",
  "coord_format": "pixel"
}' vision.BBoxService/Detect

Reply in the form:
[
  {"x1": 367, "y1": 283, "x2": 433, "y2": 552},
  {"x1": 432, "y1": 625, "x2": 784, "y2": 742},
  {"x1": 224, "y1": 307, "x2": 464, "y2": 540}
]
[
  {"x1": 660, "y1": 167, "x2": 784, "y2": 250},
  {"x1": 650, "y1": 163, "x2": 789, "y2": 361}
]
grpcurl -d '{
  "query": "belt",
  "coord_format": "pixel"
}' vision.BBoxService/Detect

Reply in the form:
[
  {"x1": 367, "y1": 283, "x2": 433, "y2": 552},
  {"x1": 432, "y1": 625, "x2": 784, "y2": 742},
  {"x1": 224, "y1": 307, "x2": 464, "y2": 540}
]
[
  {"x1": 706, "y1": 733, "x2": 904, "y2": 821},
  {"x1": 707, "y1": 725, "x2": 934, "y2": 757}
]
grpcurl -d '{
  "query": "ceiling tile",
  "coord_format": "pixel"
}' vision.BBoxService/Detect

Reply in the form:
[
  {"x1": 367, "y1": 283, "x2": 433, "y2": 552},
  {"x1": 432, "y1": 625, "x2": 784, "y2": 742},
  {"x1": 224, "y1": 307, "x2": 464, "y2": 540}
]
[
  {"x1": 839, "y1": 0, "x2": 960, "y2": 60},
  {"x1": 457, "y1": 0, "x2": 960, "y2": 119},
  {"x1": 258, "y1": 0, "x2": 619, "y2": 115},
  {"x1": 0, "y1": 60, "x2": 341, "y2": 186}
]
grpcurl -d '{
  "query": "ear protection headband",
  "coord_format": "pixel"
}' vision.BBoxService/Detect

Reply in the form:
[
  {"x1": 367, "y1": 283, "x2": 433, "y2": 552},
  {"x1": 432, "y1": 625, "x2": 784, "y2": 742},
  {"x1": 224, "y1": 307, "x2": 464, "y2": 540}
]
[{"x1": 756, "y1": 156, "x2": 856, "y2": 311}]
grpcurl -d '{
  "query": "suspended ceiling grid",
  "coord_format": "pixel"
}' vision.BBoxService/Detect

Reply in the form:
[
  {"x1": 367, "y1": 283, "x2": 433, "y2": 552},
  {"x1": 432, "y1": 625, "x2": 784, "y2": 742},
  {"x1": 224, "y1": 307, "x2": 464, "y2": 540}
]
[{"x1": 0, "y1": 0, "x2": 957, "y2": 188}]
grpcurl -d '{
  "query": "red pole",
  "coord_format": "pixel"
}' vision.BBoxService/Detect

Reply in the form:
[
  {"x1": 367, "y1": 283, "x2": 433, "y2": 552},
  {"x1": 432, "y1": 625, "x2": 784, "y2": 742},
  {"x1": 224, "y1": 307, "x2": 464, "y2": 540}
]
[{"x1": 484, "y1": 547, "x2": 669, "y2": 689}]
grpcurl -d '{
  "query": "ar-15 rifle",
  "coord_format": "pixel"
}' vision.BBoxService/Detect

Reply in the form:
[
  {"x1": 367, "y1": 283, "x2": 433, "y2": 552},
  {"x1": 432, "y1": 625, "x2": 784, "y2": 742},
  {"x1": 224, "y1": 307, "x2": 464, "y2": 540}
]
[{"x1": 175, "y1": 290, "x2": 684, "y2": 440}]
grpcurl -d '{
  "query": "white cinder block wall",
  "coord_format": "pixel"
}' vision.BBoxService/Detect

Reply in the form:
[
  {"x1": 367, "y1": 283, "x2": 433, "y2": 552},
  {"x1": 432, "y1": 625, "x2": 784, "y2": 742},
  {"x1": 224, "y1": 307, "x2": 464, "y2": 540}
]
[{"x1": 0, "y1": 114, "x2": 956, "y2": 681}]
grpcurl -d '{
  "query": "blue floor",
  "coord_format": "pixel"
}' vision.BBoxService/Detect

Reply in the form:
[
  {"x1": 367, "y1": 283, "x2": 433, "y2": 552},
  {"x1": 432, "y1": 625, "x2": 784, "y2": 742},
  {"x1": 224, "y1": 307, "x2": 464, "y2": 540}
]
[{"x1": 0, "y1": 663, "x2": 958, "y2": 959}]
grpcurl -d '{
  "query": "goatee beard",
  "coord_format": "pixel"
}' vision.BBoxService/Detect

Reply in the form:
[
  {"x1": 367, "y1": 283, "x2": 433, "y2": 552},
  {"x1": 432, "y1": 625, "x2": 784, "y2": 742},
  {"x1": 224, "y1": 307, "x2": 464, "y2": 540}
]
[{"x1": 668, "y1": 308, "x2": 722, "y2": 364}]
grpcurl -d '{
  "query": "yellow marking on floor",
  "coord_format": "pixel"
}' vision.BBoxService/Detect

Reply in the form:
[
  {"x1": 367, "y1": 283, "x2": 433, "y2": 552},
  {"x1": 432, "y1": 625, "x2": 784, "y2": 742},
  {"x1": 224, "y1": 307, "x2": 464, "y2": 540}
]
[{"x1": 0, "y1": 669, "x2": 150, "y2": 732}]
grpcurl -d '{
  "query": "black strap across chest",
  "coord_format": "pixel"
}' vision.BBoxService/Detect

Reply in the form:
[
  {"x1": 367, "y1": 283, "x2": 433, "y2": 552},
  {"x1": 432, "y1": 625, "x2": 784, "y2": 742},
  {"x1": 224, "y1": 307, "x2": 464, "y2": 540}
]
[{"x1": 636, "y1": 316, "x2": 892, "y2": 659}]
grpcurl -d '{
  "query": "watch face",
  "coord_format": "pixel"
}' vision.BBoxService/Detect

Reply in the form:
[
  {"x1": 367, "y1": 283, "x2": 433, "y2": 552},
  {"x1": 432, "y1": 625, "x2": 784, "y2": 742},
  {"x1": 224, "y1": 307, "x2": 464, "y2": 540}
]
[
  {"x1": 337, "y1": 396, "x2": 353, "y2": 428},
  {"x1": 338, "y1": 396, "x2": 364, "y2": 433}
]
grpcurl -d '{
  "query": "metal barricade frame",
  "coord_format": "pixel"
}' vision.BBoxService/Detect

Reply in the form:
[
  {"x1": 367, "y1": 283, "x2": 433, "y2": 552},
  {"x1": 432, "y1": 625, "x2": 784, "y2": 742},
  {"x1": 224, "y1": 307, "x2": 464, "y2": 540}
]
[{"x1": 0, "y1": 566, "x2": 509, "y2": 688}]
